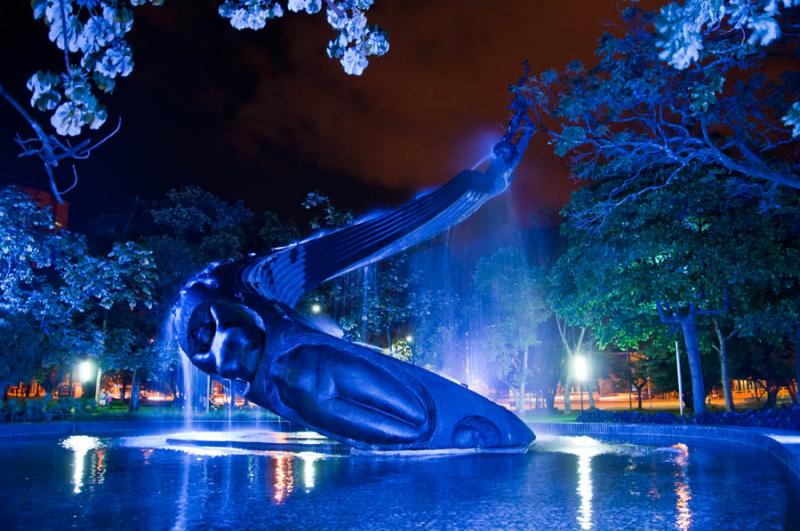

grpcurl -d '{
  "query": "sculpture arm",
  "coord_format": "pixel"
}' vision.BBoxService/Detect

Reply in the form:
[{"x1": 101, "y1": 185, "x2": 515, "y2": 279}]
[{"x1": 244, "y1": 130, "x2": 532, "y2": 308}]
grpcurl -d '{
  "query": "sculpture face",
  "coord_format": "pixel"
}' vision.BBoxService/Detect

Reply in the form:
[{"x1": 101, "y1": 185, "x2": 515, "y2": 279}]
[{"x1": 175, "y1": 282, "x2": 265, "y2": 382}]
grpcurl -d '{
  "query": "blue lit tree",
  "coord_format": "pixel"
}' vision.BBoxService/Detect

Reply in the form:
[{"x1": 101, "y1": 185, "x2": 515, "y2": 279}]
[
  {"x1": 552, "y1": 168, "x2": 800, "y2": 414},
  {"x1": 472, "y1": 247, "x2": 551, "y2": 413},
  {"x1": 655, "y1": 0, "x2": 800, "y2": 136},
  {"x1": 517, "y1": 6, "x2": 799, "y2": 227},
  {"x1": 0, "y1": 187, "x2": 157, "y2": 401}
]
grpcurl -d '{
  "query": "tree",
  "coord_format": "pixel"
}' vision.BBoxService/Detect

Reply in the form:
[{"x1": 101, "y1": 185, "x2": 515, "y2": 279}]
[
  {"x1": 5, "y1": 0, "x2": 389, "y2": 200},
  {"x1": 655, "y1": 0, "x2": 800, "y2": 137},
  {"x1": 527, "y1": 318, "x2": 563, "y2": 411},
  {"x1": 472, "y1": 247, "x2": 551, "y2": 412},
  {"x1": 0, "y1": 187, "x2": 157, "y2": 400},
  {"x1": 552, "y1": 167, "x2": 800, "y2": 414},
  {"x1": 516, "y1": 7, "x2": 799, "y2": 227},
  {"x1": 134, "y1": 186, "x2": 296, "y2": 402}
]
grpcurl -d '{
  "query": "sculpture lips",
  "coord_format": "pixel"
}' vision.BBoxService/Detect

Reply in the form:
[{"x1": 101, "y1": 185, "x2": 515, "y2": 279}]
[{"x1": 190, "y1": 352, "x2": 217, "y2": 374}]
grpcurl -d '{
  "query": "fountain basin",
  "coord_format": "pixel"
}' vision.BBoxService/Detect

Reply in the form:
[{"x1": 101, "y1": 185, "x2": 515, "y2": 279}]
[{"x1": 164, "y1": 430, "x2": 350, "y2": 455}]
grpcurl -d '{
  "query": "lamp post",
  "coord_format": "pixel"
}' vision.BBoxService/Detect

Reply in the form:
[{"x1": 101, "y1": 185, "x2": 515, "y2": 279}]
[{"x1": 572, "y1": 354, "x2": 589, "y2": 413}]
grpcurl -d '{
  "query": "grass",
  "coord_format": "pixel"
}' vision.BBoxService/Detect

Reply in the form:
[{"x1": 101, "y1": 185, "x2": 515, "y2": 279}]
[{"x1": 520, "y1": 410, "x2": 579, "y2": 423}]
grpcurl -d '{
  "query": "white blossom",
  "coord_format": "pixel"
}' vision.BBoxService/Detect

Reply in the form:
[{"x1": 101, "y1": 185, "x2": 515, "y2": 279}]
[{"x1": 341, "y1": 48, "x2": 368, "y2": 76}]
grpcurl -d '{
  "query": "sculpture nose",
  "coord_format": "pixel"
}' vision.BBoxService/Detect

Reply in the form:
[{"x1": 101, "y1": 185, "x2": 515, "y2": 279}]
[{"x1": 206, "y1": 303, "x2": 265, "y2": 381}]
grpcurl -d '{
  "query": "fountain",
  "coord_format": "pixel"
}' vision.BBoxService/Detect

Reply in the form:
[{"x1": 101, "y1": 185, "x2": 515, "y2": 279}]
[{"x1": 171, "y1": 109, "x2": 535, "y2": 453}]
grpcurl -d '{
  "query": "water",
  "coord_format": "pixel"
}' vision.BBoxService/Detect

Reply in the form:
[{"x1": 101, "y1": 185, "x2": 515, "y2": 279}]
[
  {"x1": 181, "y1": 353, "x2": 194, "y2": 429},
  {"x1": 0, "y1": 434, "x2": 796, "y2": 530}
]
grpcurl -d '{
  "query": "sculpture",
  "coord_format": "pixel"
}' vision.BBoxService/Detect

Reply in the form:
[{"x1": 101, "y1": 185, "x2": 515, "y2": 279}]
[{"x1": 173, "y1": 112, "x2": 535, "y2": 452}]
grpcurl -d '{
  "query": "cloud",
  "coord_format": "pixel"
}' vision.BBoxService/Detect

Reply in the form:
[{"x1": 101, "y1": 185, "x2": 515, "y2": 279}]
[{"x1": 221, "y1": 0, "x2": 628, "y2": 208}]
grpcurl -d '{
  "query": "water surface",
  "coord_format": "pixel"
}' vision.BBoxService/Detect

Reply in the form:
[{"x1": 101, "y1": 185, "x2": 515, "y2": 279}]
[{"x1": 0, "y1": 433, "x2": 795, "y2": 530}]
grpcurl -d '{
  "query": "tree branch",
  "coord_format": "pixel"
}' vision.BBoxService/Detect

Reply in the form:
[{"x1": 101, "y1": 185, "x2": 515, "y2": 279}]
[{"x1": 0, "y1": 84, "x2": 121, "y2": 203}]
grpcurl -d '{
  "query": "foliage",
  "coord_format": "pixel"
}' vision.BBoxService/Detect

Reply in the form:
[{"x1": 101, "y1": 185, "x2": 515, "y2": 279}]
[
  {"x1": 472, "y1": 247, "x2": 551, "y2": 406},
  {"x1": 27, "y1": 0, "x2": 387, "y2": 138},
  {"x1": 0, "y1": 187, "x2": 157, "y2": 386},
  {"x1": 551, "y1": 165, "x2": 800, "y2": 411},
  {"x1": 577, "y1": 405, "x2": 800, "y2": 432},
  {"x1": 302, "y1": 191, "x2": 355, "y2": 229},
  {"x1": 656, "y1": 0, "x2": 797, "y2": 68},
  {"x1": 655, "y1": 0, "x2": 799, "y2": 135},
  {"x1": 517, "y1": 7, "x2": 799, "y2": 227}
]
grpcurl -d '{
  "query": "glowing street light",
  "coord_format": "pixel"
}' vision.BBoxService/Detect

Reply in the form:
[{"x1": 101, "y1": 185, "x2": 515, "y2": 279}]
[
  {"x1": 572, "y1": 355, "x2": 589, "y2": 383},
  {"x1": 311, "y1": 303, "x2": 322, "y2": 314},
  {"x1": 77, "y1": 360, "x2": 95, "y2": 383},
  {"x1": 572, "y1": 354, "x2": 590, "y2": 412},
  {"x1": 405, "y1": 335, "x2": 413, "y2": 343}
]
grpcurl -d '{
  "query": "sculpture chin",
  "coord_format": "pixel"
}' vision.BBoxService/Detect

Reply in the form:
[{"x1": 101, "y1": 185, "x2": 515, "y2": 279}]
[{"x1": 175, "y1": 283, "x2": 265, "y2": 382}]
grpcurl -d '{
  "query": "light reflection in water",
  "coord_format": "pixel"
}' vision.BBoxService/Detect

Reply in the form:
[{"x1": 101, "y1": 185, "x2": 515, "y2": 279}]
[
  {"x1": 142, "y1": 448, "x2": 154, "y2": 465},
  {"x1": 95, "y1": 448, "x2": 106, "y2": 486},
  {"x1": 536, "y1": 436, "x2": 619, "y2": 530},
  {"x1": 273, "y1": 454, "x2": 295, "y2": 503},
  {"x1": 577, "y1": 453, "x2": 593, "y2": 530},
  {"x1": 172, "y1": 454, "x2": 192, "y2": 531},
  {"x1": 60, "y1": 435, "x2": 104, "y2": 494},
  {"x1": 671, "y1": 443, "x2": 692, "y2": 530},
  {"x1": 299, "y1": 452, "x2": 320, "y2": 491}
]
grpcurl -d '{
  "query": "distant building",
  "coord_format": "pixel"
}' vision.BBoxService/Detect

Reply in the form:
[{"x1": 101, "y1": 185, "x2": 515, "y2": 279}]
[{"x1": 18, "y1": 186, "x2": 70, "y2": 228}]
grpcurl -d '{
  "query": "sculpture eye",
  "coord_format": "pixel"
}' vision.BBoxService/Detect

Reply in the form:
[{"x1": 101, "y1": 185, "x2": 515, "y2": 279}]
[{"x1": 188, "y1": 305, "x2": 216, "y2": 354}]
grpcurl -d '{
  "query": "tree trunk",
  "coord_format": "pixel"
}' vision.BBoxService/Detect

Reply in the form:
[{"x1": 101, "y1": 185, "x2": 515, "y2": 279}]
[
  {"x1": 563, "y1": 372, "x2": 572, "y2": 414},
  {"x1": 587, "y1": 380, "x2": 596, "y2": 410},
  {"x1": 545, "y1": 389, "x2": 556, "y2": 411},
  {"x1": 129, "y1": 369, "x2": 141, "y2": 413},
  {"x1": 795, "y1": 328, "x2": 800, "y2": 407},
  {"x1": 120, "y1": 372, "x2": 128, "y2": 402},
  {"x1": 680, "y1": 314, "x2": 706, "y2": 415},
  {"x1": 713, "y1": 320, "x2": 735, "y2": 412},
  {"x1": 43, "y1": 366, "x2": 65, "y2": 402},
  {"x1": 512, "y1": 389, "x2": 524, "y2": 413},
  {"x1": 518, "y1": 348, "x2": 528, "y2": 413},
  {"x1": 764, "y1": 382, "x2": 778, "y2": 409},
  {"x1": 636, "y1": 386, "x2": 644, "y2": 410}
]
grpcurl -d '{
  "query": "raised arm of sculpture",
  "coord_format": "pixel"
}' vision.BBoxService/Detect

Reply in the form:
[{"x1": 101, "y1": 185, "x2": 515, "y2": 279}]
[
  {"x1": 173, "y1": 110, "x2": 536, "y2": 453},
  {"x1": 245, "y1": 120, "x2": 533, "y2": 308}
]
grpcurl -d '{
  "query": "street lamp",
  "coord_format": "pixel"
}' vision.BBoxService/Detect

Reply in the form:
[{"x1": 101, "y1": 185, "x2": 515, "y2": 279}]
[
  {"x1": 572, "y1": 354, "x2": 589, "y2": 412},
  {"x1": 311, "y1": 303, "x2": 322, "y2": 314},
  {"x1": 405, "y1": 335, "x2": 413, "y2": 343},
  {"x1": 77, "y1": 360, "x2": 95, "y2": 383}
]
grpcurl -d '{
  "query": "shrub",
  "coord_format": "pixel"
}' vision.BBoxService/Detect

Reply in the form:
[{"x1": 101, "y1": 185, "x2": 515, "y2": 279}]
[{"x1": 576, "y1": 406, "x2": 800, "y2": 432}]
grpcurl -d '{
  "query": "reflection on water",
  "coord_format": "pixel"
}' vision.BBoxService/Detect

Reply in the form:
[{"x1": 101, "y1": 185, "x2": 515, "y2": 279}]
[
  {"x1": 300, "y1": 452, "x2": 319, "y2": 491},
  {"x1": 537, "y1": 436, "x2": 612, "y2": 530},
  {"x1": 173, "y1": 454, "x2": 192, "y2": 531},
  {"x1": 60, "y1": 435, "x2": 105, "y2": 494},
  {"x1": 273, "y1": 454, "x2": 294, "y2": 503},
  {"x1": 671, "y1": 443, "x2": 693, "y2": 530},
  {"x1": 577, "y1": 453, "x2": 593, "y2": 530},
  {"x1": 3, "y1": 434, "x2": 789, "y2": 529}
]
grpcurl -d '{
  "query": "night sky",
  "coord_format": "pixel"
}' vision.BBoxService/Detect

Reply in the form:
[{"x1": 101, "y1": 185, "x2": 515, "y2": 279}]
[{"x1": 1, "y1": 1, "x2": 656, "y2": 229}]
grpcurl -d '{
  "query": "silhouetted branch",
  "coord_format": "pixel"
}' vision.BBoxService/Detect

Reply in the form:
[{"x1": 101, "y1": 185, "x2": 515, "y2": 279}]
[{"x1": 0, "y1": 83, "x2": 121, "y2": 203}]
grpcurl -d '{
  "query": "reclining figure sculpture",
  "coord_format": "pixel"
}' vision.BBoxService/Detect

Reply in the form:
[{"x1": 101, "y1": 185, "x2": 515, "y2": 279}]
[{"x1": 173, "y1": 115, "x2": 535, "y2": 453}]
